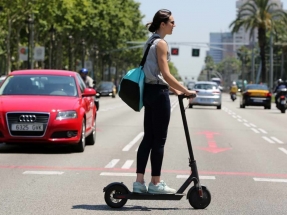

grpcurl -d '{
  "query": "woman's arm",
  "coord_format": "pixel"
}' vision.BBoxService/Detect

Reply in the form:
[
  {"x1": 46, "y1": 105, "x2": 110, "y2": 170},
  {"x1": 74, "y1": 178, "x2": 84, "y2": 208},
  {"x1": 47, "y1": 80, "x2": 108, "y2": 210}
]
[{"x1": 156, "y1": 40, "x2": 193, "y2": 94}]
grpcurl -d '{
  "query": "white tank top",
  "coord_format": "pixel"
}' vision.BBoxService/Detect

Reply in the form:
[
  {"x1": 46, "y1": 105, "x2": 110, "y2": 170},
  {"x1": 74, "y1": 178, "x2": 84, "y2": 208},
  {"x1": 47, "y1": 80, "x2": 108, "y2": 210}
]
[{"x1": 143, "y1": 34, "x2": 170, "y2": 86}]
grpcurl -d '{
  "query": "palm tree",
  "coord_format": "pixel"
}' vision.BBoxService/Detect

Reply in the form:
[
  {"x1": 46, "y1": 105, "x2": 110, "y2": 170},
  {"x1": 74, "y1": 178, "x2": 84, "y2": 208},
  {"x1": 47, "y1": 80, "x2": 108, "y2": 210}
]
[{"x1": 229, "y1": 0, "x2": 287, "y2": 83}]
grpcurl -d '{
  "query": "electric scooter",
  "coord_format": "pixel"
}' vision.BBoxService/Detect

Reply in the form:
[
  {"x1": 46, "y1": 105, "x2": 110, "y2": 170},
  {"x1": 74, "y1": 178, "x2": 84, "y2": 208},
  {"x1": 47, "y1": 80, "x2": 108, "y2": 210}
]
[{"x1": 103, "y1": 94, "x2": 211, "y2": 209}]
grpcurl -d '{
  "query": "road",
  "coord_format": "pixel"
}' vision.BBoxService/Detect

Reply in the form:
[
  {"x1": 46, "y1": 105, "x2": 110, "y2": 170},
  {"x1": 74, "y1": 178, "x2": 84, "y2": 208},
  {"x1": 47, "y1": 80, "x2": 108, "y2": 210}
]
[{"x1": 0, "y1": 94, "x2": 287, "y2": 215}]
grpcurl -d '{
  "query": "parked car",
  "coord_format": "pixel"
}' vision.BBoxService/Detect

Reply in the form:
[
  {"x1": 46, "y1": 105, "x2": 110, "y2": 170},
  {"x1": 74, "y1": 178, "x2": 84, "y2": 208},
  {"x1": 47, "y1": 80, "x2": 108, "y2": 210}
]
[
  {"x1": 186, "y1": 81, "x2": 196, "y2": 90},
  {"x1": 240, "y1": 84, "x2": 271, "y2": 109},
  {"x1": 0, "y1": 70, "x2": 97, "y2": 152},
  {"x1": 189, "y1": 81, "x2": 222, "y2": 109},
  {"x1": 96, "y1": 81, "x2": 116, "y2": 98}
]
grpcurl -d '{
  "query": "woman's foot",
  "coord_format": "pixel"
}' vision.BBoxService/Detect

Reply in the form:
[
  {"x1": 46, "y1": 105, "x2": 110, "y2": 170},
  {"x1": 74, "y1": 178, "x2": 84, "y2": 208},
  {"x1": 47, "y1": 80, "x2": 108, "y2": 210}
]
[
  {"x1": 133, "y1": 181, "x2": 148, "y2": 193},
  {"x1": 148, "y1": 180, "x2": 176, "y2": 194}
]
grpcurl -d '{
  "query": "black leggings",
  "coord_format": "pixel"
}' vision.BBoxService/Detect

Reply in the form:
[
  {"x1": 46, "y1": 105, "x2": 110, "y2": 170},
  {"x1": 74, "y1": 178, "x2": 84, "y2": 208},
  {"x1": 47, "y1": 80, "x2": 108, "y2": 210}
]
[{"x1": 136, "y1": 84, "x2": 171, "y2": 176}]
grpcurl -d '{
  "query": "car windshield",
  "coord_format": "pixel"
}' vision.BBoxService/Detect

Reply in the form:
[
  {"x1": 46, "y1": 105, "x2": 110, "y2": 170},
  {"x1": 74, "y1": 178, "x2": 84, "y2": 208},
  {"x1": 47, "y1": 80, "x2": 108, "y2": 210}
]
[
  {"x1": 194, "y1": 83, "x2": 218, "y2": 90},
  {"x1": 246, "y1": 84, "x2": 268, "y2": 90},
  {"x1": 0, "y1": 75, "x2": 78, "y2": 96},
  {"x1": 97, "y1": 82, "x2": 113, "y2": 90}
]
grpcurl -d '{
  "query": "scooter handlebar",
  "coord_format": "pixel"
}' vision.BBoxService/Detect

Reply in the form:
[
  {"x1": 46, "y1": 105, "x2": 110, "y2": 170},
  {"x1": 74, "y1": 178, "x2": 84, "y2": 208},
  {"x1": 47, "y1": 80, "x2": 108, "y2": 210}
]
[{"x1": 178, "y1": 93, "x2": 196, "y2": 100}]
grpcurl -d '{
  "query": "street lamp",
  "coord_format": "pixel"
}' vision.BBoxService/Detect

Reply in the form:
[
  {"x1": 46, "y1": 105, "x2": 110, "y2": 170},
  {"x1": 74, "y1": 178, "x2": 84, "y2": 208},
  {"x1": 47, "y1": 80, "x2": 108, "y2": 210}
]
[
  {"x1": 49, "y1": 25, "x2": 56, "y2": 69},
  {"x1": 68, "y1": 35, "x2": 73, "y2": 71},
  {"x1": 25, "y1": 15, "x2": 34, "y2": 69},
  {"x1": 81, "y1": 39, "x2": 86, "y2": 68}
]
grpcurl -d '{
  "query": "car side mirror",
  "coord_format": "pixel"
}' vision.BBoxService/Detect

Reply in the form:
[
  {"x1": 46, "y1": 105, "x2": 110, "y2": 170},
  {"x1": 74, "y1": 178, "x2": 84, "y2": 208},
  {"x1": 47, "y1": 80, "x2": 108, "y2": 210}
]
[{"x1": 82, "y1": 88, "x2": 96, "y2": 97}]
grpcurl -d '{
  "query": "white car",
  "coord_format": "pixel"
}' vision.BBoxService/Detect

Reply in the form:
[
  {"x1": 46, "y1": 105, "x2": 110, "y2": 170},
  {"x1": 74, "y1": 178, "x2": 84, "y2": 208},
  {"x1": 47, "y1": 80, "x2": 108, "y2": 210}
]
[{"x1": 189, "y1": 81, "x2": 222, "y2": 109}]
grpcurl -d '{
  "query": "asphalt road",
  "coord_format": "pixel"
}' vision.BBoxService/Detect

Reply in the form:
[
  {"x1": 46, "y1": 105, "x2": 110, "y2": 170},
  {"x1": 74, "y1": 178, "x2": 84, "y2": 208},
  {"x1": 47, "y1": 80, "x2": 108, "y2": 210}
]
[{"x1": 0, "y1": 93, "x2": 287, "y2": 215}]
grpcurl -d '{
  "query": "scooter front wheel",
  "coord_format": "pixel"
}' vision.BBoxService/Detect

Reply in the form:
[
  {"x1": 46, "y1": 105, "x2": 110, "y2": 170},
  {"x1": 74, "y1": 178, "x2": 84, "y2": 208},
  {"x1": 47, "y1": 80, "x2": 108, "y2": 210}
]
[
  {"x1": 188, "y1": 186, "x2": 211, "y2": 209},
  {"x1": 104, "y1": 184, "x2": 128, "y2": 208}
]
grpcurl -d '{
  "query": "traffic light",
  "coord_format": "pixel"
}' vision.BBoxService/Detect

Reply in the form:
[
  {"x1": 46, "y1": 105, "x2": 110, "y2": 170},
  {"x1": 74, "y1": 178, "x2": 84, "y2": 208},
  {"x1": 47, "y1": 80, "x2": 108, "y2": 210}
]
[
  {"x1": 192, "y1": 48, "x2": 200, "y2": 57},
  {"x1": 171, "y1": 48, "x2": 179, "y2": 55}
]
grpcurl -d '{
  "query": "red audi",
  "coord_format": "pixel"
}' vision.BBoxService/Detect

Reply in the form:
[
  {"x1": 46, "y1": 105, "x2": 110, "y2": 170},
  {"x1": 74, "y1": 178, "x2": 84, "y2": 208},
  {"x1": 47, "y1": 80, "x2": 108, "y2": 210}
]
[{"x1": 0, "y1": 70, "x2": 97, "y2": 152}]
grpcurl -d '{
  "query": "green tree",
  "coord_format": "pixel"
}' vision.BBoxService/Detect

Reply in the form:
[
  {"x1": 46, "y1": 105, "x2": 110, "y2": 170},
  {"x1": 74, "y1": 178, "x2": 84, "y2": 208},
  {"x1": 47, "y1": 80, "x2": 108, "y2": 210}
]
[{"x1": 229, "y1": 0, "x2": 287, "y2": 83}]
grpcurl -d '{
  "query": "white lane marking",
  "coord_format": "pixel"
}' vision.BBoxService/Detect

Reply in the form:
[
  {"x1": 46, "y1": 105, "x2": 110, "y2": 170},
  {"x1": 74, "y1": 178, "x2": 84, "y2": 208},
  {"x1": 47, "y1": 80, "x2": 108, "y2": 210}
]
[
  {"x1": 237, "y1": 119, "x2": 242, "y2": 122},
  {"x1": 171, "y1": 101, "x2": 178, "y2": 113},
  {"x1": 232, "y1": 115, "x2": 237, "y2": 118},
  {"x1": 262, "y1": 136, "x2": 275, "y2": 144},
  {"x1": 100, "y1": 172, "x2": 136, "y2": 177},
  {"x1": 237, "y1": 115, "x2": 242, "y2": 118},
  {"x1": 253, "y1": 178, "x2": 287, "y2": 183},
  {"x1": 258, "y1": 129, "x2": 267, "y2": 134},
  {"x1": 250, "y1": 123, "x2": 257, "y2": 128},
  {"x1": 105, "y1": 159, "x2": 120, "y2": 168},
  {"x1": 121, "y1": 160, "x2": 134, "y2": 169},
  {"x1": 270, "y1": 137, "x2": 284, "y2": 144},
  {"x1": 122, "y1": 132, "x2": 144, "y2": 151},
  {"x1": 251, "y1": 128, "x2": 260, "y2": 134},
  {"x1": 244, "y1": 123, "x2": 250, "y2": 127},
  {"x1": 243, "y1": 119, "x2": 248, "y2": 122},
  {"x1": 23, "y1": 171, "x2": 64, "y2": 175},
  {"x1": 176, "y1": 175, "x2": 216, "y2": 180},
  {"x1": 278, "y1": 147, "x2": 287, "y2": 155}
]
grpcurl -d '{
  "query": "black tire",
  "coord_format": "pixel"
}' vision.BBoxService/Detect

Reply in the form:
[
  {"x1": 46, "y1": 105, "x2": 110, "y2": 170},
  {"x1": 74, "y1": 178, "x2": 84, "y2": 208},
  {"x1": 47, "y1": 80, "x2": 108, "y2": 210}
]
[
  {"x1": 86, "y1": 118, "x2": 96, "y2": 145},
  {"x1": 189, "y1": 104, "x2": 193, "y2": 108},
  {"x1": 217, "y1": 105, "x2": 221, "y2": 109},
  {"x1": 188, "y1": 186, "x2": 211, "y2": 209},
  {"x1": 104, "y1": 185, "x2": 128, "y2": 208},
  {"x1": 75, "y1": 120, "x2": 86, "y2": 152},
  {"x1": 281, "y1": 108, "x2": 286, "y2": 113}
]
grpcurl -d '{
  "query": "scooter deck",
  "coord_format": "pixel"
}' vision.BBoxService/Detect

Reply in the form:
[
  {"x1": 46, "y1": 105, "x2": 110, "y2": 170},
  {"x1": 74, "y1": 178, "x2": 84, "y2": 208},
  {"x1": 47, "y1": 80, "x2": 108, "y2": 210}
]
[{"x1": 114, "y1": 193, "x2": 185, "y2": 200}]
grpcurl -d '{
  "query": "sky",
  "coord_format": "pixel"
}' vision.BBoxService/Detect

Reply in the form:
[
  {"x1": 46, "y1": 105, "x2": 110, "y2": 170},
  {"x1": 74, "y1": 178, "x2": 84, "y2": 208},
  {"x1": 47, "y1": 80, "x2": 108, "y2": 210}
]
[{"x1": 137, "y1": 0, "x2": 287, "y2": 81}]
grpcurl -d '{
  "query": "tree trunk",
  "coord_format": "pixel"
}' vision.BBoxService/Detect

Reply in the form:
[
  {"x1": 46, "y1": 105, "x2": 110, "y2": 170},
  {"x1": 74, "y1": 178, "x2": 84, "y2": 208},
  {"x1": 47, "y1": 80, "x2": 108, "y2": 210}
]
[{"x1": 258, "y1": 27, "x2": 266, "y2": 83}]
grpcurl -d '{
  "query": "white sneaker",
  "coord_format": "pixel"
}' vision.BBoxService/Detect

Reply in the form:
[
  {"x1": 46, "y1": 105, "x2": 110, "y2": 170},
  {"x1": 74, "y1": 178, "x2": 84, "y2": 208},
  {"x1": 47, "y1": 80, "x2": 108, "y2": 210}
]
[
  {"x1": 148, "y1": 180, "x2": 176, "y2": 194},
  {"x1": 133, "y1": 182, "x2": 148, "y2": 193}
]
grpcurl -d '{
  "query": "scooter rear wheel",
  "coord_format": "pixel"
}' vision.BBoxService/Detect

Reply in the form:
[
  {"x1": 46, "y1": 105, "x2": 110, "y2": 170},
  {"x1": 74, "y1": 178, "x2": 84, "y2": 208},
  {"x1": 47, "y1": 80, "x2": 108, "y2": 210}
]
[
  {"x1": 188, "y1": 186, "x2": 211, "y2": 209},
  {"x1": 104, "y1": 184, "x2": 128, "y2": 208}
]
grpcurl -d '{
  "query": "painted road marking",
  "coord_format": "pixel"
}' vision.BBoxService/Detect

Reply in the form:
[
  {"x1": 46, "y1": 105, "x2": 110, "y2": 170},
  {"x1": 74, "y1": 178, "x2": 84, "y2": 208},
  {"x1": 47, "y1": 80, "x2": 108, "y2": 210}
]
[
  {"x1": 237, "y1": 119, "x2": 242, "y2": 122},
  {"x1": 237, "y1": 115, "x2": 242, "y2": 118},
  {"x1": 253, "y1": 178, "x2": 287, "y2": 183},
  {"x1": 244, "y1": 123, "x2": 250, "y2": 127},
  {"x1": 122, "y1": 132, "x2": 144, "y2": 151},
  {"x1": 243, "y1": 119, "x2": 248, "y2": 123},
  {"x1": 232, "y1": 115, "x2": 237, "y2": 118},
  {"x1": 171, "y1": 101, "x2": 178, "y2": 113},
  {"x1": 262, "y1": 136, "x2": 275, "y2": 144},
  {"x1": 251, "y1": 128, "x2": 260, "y2": 134},
  {"x1": 23, "y1": 171, "x2": 64, "y2": 175},
  {"x1": 122, "y1": 160, "x2": 134, "y2": 169},
  {"x1": 279, "y1": 147, "x2": 287, "y2": 155},
  {"x1": 176, "y1": 175, "x2": 216, "y2": 180},
  {"x1": 270, "y1": 137, "x2": 284, "y2": 144},
  {"x1": 258, "y1": 129, "x2": 267, "y2": 134},
  {"x1": 100, "y1": 172, "x2": 136, "y2": 177},
  {"x1": 250, "y1": 123, "x2": 257, "y2": 128},
  {"x1": 105, "y1": 159, "x2": 120, "y2": 168}
]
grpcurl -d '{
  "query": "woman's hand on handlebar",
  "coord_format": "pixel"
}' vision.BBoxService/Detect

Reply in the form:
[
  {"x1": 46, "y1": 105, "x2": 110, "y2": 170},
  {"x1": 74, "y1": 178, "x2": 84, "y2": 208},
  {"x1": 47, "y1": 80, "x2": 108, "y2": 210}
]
[{"x1": 185, "y1": 90, "x2": 197, "y2": 98}]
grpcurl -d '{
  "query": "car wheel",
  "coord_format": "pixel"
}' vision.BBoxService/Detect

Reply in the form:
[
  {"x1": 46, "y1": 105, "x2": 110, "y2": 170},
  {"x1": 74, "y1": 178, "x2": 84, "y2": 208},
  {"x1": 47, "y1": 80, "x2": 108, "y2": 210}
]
[
  {"x1": 86, "y1": 118, "x2": 96, "y2": 145},
  {"x1": 217, "y1": 105, "x2": 221, "y2": 110},
  {"x1": 189, "y1": 104, "x2": 193, "y2": 108},
  {"x1": 75, "y1": 119, "x2": 86, "y2": 152}
]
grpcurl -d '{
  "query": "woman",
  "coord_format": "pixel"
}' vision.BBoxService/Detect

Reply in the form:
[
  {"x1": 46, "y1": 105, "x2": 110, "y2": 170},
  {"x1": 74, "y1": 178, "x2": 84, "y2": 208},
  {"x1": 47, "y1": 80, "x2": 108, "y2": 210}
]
[{"x1": 133, "y1": 9, "x2": 196, "y2": 194}]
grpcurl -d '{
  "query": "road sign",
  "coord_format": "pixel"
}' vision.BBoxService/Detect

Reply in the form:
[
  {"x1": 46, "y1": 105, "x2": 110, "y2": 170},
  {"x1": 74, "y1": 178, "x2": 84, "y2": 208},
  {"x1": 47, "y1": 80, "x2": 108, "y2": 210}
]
[
  {"x1": 19, "y1": 47, "x2": 28, "y2": 61},
  {"x1": 171, "y1": 48, "x2": 179, "y2": 55},
  {"x1": 33, "y1": 46, "x2": 45, "y2": 61},
  {"x1": 192, "y1": 48, "x2": 200, "y2": 57}
]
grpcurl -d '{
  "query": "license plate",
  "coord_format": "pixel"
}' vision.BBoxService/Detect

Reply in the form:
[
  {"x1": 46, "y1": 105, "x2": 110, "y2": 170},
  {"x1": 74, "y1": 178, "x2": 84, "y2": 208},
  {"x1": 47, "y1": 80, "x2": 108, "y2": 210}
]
[
  {"x1": 253, "y1": 99, "x2": 263, "y2": 103},
  {"x1": 11, "y1": 124, "x2": 43, "y2": 131},
  {"x1": 200, "y1": 98, "x2": 211, "y2": 102},
  {"x1": 281, "y1": 100, "x2": 286, "y2": 104}
]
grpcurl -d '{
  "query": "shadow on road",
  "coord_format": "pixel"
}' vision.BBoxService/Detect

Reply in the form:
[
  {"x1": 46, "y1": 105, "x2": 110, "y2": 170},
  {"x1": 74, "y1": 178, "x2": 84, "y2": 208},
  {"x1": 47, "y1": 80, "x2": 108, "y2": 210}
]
[{"x1": 72, "y1": 204, "x2": 195, "y2": 211}]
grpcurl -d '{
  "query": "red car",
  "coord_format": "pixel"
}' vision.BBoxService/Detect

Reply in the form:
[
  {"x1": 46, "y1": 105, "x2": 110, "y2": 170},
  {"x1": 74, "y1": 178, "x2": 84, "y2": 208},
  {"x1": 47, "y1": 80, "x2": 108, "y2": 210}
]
[{"x1": 0, "y1": 70, "x2": 97, "y2": 152}]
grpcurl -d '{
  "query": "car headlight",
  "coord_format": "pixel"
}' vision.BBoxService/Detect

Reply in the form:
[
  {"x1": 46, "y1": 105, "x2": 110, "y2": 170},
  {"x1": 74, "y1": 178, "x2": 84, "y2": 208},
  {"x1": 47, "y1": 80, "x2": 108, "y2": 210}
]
[{"x1": 56, "y1": 111, "x2": 77, "y2": 120}]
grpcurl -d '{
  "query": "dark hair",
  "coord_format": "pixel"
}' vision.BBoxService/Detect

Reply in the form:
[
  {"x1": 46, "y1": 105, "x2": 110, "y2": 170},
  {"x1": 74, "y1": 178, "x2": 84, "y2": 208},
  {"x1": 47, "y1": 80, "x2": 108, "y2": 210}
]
[{"x1": 146, "y1": 9, "x2": 172, "y2": 33}]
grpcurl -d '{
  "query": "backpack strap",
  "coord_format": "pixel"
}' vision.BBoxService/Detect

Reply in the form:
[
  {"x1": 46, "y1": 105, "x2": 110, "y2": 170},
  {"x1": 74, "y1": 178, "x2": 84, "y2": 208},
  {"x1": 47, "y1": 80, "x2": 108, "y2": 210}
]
[{"x1": 139, "y1": 36, "x2": 161, "y2": 68}]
